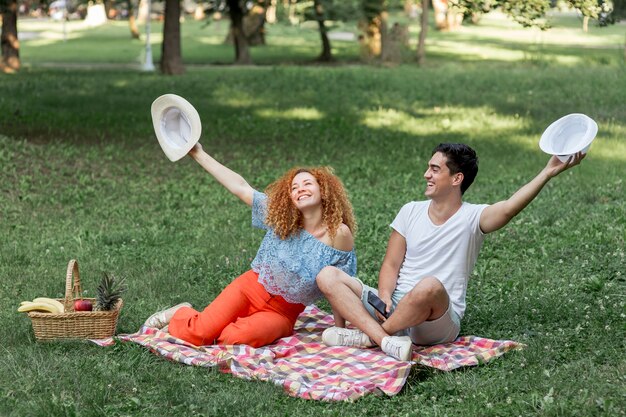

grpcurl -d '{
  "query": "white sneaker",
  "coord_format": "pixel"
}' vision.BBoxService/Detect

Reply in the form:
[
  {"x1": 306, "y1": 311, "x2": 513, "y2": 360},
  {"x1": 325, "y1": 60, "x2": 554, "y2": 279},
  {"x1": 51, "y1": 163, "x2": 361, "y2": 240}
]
[
  {"x1": 144, "y1": 302, "x2": 192, "y2": 328},
  {"x1": 381, "y1": 336, "x2": 413, "y2": 361},
  {"x1": 322, "y1": 326, "x2": 374, "y2": 348}
]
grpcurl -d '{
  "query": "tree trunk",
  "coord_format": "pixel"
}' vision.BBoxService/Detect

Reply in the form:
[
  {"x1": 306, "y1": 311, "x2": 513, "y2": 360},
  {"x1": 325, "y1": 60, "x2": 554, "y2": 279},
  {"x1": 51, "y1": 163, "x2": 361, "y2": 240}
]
[
  {"x1": 137, "y1": 0, "x2": 148, "y2": 24},
  {"x1": 314, "y1": 0, "x2": 332, "y2": 61},
  {"x1": 104, "y1": 0, "x2": 114, "y2": 19},
  {"x1": 227, "y1": 0, "x2": 252, "y2": 64},
  {"x1": 582, "y1": 15, "x2": 589, "y2": 32},
  {"x1": 416, "y1": 0, "x2": 428, "y2": 65},
  {"x1": 128, "y1": 0, "x2": 140, "y2": 39},
  {"x1": 432, "y1": 0, "x2": 446, "y2": 30},
  {"x1": 359, "y1": 0, "x2": 385, "y2": 60},
  {"x1": 244, "y1": 3, "x2": 267, "y2": 46},
  {"x1": 161, "y1": 0, "x2": 185, "y2": 75},
  {"x1": 287, "y1": 0, "x2": 297, "y2": 25},
  {"x1": 379, "y1": 11, "x2": 391, "y2": 62},
  {"x1": 1, "y1": 0, "x2": 20, "y2": 72},
  {"x1": 266, "y1": 0, "x2": 277, "y2": 24},
  {"x1": 129, "y1": 14, "x2": 140, "y2": 39}
]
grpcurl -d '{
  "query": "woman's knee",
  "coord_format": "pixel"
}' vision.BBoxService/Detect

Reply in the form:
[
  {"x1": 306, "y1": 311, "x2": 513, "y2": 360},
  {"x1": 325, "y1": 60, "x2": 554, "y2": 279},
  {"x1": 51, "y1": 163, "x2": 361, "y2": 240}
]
[{"x1": 218, "y1": 318, "x2": 292, "y2": 347}]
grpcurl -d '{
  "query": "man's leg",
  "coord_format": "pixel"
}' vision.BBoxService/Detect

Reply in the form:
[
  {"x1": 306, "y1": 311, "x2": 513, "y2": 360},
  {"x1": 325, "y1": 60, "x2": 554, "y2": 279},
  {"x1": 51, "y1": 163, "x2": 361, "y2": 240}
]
[
  {"x1": 381, "y1": 276, "x2": 450, "y2": 335},
  {"x1": 316, "y1": 266, "x2": 391, "y2": 346},
  {"x1": 317, "y1": 266, "x2": 418, "y2": 361}
]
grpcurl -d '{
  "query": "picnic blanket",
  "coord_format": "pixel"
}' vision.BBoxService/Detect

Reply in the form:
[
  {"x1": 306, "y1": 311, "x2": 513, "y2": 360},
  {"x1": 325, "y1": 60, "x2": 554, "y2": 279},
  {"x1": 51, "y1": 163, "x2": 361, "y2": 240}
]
[{"x1": 92, "y1": 305, "x2": 524, "y2": 401}]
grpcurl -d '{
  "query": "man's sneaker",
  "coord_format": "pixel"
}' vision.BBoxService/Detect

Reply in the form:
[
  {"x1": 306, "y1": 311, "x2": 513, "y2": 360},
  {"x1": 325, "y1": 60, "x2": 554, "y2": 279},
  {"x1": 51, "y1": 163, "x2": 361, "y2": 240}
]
[
  {"x1": 381, "y1": 336, "x2": 413, "y2": 361},
  {"x1": 322, "y1": 326, "x2": 374, "y2": 348},
  {"x1": 144, "y1": 302, "x2": 192, "y2": 329}
]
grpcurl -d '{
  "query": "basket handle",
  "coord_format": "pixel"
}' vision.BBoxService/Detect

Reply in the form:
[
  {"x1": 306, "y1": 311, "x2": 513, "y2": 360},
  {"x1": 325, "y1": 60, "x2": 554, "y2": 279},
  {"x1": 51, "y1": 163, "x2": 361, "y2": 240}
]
[{"x1": 64, "y1": 259, "x2": 82, "y2": 309}]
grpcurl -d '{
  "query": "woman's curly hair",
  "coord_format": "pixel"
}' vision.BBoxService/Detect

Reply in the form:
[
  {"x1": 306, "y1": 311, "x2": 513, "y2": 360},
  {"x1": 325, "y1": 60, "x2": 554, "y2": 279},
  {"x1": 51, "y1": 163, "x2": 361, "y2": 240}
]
[{"x1": 264, "y1": 166, "x2": 357, "y2": 241}]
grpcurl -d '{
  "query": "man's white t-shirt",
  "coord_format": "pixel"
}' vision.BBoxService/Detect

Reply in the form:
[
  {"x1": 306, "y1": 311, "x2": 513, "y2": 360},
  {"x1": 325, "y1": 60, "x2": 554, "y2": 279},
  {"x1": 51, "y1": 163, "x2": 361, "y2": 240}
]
[{"x1": 390, "y1": 200, "x2": 488, "y2": 319}]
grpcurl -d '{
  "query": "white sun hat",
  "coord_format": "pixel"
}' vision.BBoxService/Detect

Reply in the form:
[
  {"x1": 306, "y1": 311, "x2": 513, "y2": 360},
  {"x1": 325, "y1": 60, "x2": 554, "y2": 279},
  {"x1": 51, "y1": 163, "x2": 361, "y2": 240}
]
[
  {"x1": 539, "y1": 113, "x2": 598, "y2": 162},
  {"x1": 151, "y1": 94, "x2": 202, "y2": 162}
]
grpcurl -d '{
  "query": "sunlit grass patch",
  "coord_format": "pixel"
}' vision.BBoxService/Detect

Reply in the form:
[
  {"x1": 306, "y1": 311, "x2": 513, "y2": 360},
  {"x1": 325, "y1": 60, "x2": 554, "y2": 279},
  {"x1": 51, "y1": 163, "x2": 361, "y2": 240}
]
[{"x1": 257, "y1": 107, "x2": 325, "y2": 120}]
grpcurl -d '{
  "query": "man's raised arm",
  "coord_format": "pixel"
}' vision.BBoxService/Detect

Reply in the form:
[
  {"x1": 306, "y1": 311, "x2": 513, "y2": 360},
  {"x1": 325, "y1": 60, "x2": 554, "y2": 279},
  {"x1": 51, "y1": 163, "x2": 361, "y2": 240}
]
[{"x1": 479, "y1": 153, "x2": 586, "y2": 234}]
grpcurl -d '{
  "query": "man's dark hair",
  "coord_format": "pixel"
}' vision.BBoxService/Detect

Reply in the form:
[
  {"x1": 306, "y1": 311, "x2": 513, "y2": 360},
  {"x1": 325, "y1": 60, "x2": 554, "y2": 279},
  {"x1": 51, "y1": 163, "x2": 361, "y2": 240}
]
[{"x1": 432, "y1": 143, "x2": 479, "y2": 195}]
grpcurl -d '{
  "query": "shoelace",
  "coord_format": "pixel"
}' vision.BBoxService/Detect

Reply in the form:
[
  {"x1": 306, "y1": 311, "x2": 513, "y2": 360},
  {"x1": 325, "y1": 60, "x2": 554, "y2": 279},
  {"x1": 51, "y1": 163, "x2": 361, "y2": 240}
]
[
  {"x1": 338, "y1": 329, "x2": 364, "y2": 346},
  {"x1": 386, "y1": 342, "x2": 402, "y2": 359},
  {"x1": 384, "y1": 339, "x2": 407, "y2": 360}
]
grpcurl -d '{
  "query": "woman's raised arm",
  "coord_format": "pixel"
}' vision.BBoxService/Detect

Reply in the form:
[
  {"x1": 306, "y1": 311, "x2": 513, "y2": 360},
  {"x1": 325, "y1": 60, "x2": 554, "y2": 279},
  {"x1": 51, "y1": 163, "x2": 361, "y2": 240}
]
[{"x1": 188, "y1": 143, "x2": 255, "y2": 206}]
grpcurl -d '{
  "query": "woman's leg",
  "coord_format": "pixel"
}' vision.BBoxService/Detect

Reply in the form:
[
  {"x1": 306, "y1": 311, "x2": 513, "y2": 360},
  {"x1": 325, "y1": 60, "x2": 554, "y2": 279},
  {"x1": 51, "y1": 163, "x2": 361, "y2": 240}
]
[
  {"x1": 217, "y1": 309, "x2": 298, "y2": 347},
  {"x1": 168, "y1": 270, "x2": 261, "y2": 345}
]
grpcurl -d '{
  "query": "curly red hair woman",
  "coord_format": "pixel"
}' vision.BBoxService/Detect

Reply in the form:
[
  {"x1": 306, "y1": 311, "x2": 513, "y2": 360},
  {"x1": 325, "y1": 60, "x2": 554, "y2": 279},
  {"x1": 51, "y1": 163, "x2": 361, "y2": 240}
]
[
  {"x1": 265, "y1": 166, "x2": 356, "y2": 241},
  {"x1": 144, "y1": 144, "x2": 358, "y2": 348}
]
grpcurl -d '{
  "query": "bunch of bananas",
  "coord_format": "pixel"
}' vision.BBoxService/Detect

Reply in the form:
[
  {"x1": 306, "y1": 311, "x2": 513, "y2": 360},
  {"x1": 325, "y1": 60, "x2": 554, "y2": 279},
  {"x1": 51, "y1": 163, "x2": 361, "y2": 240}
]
[{"x1": 18, "y1": 297, "x2": 65, "y2": 314}]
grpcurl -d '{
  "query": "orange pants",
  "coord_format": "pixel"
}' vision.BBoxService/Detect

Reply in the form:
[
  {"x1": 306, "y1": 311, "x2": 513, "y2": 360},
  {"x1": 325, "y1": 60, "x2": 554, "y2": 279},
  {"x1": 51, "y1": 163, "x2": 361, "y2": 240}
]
[{"x1": 169, "y1": 270, "x2": 305, "y2": 347}]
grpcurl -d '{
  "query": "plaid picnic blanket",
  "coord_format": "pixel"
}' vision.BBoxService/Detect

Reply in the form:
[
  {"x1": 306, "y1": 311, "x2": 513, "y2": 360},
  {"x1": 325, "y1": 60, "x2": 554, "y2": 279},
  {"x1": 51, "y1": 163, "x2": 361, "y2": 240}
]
[{"x1": 92, "y1": 305, "x2": 523, "y2": 401}]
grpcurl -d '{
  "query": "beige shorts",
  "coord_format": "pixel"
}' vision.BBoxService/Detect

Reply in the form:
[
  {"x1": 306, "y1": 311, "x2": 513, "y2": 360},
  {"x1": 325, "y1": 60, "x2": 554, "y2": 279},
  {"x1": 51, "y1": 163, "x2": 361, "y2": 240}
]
[{"x1": 356, "y1": 277, "x2": 461, "y2": 346}]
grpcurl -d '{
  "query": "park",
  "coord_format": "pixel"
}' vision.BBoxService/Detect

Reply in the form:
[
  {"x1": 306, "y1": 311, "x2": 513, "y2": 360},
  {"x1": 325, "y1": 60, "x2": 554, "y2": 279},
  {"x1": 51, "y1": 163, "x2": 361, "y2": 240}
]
[{"x1": 1, "y1": 1, "x2": 625, "y2": 415}]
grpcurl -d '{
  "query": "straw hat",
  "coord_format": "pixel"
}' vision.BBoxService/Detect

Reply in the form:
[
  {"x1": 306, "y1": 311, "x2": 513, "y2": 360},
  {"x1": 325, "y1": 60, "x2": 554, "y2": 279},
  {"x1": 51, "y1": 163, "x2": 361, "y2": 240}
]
[
  {"x1": 539, "y1": 113, "x2": 598, "y2": 162},
  {"x1": 151, "y1": 94, "x2": 202, "y2": 161}
]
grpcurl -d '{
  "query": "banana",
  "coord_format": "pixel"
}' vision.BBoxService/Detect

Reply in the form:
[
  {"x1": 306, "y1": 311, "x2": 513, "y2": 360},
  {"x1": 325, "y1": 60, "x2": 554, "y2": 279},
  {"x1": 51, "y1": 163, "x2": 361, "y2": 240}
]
[
  {"x1": 32, "y1": 297, "x2": 65, "y2": 313},
  {"x1": 17, "y1": 301, "x2": 62, "y2": 314}
]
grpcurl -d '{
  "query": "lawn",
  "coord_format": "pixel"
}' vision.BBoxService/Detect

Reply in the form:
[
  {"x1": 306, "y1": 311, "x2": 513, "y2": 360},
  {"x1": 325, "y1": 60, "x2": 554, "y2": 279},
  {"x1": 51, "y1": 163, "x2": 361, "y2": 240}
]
[{"x1": 1, "y1": 9, "x2": 625, "y2": 417}]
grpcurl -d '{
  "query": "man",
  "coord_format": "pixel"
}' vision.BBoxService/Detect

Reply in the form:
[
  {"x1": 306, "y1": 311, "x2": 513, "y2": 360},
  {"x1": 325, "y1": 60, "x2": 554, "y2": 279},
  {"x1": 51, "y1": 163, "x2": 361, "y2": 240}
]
[{"x1": 316, "y1": 143, "x2": 585, "y2": 361}]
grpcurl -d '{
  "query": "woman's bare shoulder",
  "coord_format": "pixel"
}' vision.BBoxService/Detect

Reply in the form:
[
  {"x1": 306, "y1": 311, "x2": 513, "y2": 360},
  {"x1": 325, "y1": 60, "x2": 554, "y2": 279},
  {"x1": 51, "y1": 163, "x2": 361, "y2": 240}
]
[{"x1": 332, "y1": 223, "x2": 354, "y2": 252}]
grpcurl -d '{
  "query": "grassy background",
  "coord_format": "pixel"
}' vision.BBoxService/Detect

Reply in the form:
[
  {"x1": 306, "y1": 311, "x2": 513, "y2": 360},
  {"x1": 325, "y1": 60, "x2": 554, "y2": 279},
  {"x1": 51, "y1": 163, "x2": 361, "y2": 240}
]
[{"x1": 1, "y1": 10, "x2": 625, "y2": 417}]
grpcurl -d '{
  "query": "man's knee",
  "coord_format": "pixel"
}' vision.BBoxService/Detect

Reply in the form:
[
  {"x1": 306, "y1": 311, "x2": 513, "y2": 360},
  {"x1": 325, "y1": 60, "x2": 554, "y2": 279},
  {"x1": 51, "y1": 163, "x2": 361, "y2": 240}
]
[{"x1": 407, "y1": 276, "x2": 448, "y2": 305}]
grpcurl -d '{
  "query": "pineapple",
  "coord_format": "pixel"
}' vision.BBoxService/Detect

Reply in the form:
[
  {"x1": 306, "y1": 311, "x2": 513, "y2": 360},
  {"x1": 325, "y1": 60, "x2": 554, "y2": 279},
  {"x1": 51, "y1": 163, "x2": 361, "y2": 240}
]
[{"x1": 95, "y1": 273, "x2": 126, "y2": 311}]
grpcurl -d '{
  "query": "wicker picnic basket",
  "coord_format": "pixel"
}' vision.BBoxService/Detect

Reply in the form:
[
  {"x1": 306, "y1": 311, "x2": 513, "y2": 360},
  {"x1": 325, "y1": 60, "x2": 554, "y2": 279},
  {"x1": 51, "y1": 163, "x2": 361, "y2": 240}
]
[{"x1": 27, "y1": 259, "x2": 123, "y2": 341}]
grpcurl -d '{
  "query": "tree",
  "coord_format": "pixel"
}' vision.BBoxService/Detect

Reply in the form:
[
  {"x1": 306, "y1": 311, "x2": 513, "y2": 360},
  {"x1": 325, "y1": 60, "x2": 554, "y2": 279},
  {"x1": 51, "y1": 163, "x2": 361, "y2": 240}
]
[
  {"x1": 227, "y1": 0, "x2": 252, "y2": 64},
  {"x1": 221, "y1": 0, "x2": 268, "y2": 48},
  {"x1": 161, "y1": 0, "x2": 185, "y2": 74},
  {"x1": 432, "y1": 0, "x2": 463, "y2": 30},
  {"x1": 359, "y1": 0, "x2": 386, "y2": 60},
  {"x1": 244, "y1": 1, "x2": 268, "y2": 46},
  {"x1": 313, "y1": 0, "x2": 333, "y2": 61},
  {"x1": 297, "y1": 0, "x2": 360, "y2": 62},
  {"x1": 499, "y1": 0, "x2": 551, "y2": 29},
  {"x1": 0, "y1": 0, "x2": 20, "y2": 73},
  {"x1": 416, "y1": 0, "x2": 429, "y2": 65},
  {"x1": 588, "y1": 0, "x2": 624, "y2": 59},
  {"x1": 127, "y1": 0, "x2": 141, "y2": 39},
  {"x1": 415, "y1": 0, "x2": 552, "y2": 64},
  {"x1": 567, "y1": 0, "x2": 614, "y2": 32}
]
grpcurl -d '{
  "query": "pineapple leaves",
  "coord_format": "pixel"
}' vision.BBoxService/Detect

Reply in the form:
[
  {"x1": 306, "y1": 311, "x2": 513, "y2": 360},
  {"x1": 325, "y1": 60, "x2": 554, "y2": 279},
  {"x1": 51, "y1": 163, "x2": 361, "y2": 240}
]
[{"x1": 95, "y1": 273, "x2": 127, "y2": 311}]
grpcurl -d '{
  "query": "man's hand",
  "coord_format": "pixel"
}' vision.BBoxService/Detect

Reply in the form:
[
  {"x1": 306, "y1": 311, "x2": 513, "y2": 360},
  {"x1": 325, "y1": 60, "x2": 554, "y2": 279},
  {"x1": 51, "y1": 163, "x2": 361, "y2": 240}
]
[
  {"x1": 543, "y1": 152, "x2": 586, "y2": 179},
  {"x1": 375, "y1": 294, "x2": 393, "y2": 322}
]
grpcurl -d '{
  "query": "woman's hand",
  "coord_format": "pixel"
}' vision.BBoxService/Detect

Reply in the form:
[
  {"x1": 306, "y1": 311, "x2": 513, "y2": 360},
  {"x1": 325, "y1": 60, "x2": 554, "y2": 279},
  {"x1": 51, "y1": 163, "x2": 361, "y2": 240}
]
[{"x1": 188, "y1": 143, "x2": 204, "y2": 160}]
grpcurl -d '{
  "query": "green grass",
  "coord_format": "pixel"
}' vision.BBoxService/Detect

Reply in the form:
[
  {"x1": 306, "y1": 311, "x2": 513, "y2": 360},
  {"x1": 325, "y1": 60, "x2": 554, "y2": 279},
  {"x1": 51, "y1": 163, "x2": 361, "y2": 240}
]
[{"x1": 1, "y1": 10, "x2": 626, "y2": 417}]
